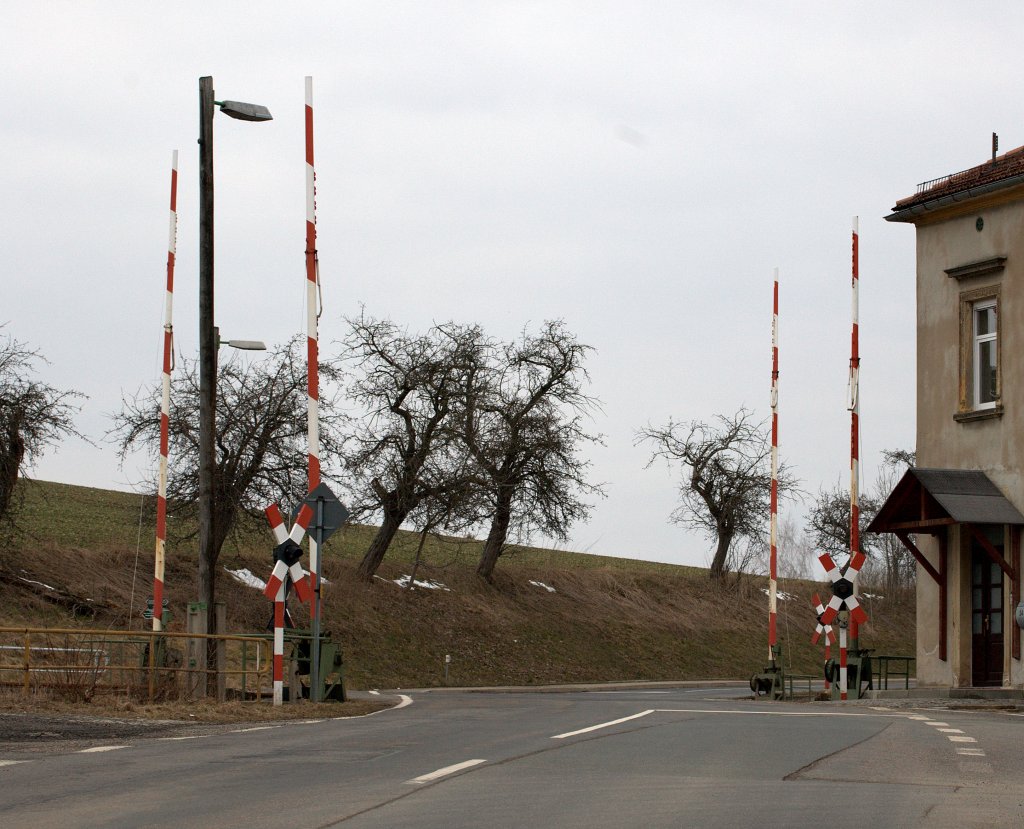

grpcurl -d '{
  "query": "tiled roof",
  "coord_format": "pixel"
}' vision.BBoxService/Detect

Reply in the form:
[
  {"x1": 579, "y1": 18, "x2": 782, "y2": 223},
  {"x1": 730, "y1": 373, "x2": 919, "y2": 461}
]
[{"x1": 893, "y1": 144, "x2": 1024, "y2": 211}]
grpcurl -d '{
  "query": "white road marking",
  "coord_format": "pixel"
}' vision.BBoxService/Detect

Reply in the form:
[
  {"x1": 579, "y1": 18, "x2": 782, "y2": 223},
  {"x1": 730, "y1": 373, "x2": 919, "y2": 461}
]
[
  {"x1": 937, "y1": 728, "x2": 964, "y2": 734},
  {"x1": 653, "y1": 708, "x2": 909, "y2": 719},
  {"x1": 592, "y1": 691, "x2": 670, "y2": 695},
  {"x1": 925, "y1": 721, "x2": 950, "y2": 727},
  {"x1": 0, "y1": 760, "x2": 28, "y2": 767},
  {"x1": 406, "y1": 759, "x2": 486, "y2": 784},
  {"x1": 231, "y1": 726, "x2": 281, "y2": 733},
  {"x1": 948, "y1": 736, "x2": 977, "y2": 743},
  {"x1": 369, "y1": 690, "x2": 380, "y2": 695},
  {"x1": 78, "y1": 745, "x2": 128, "y2": 753},
  {"x1": 331, "y1": 693, "x2": 413, "y2": 721},
  {"x1": 552, "y1": 710, "x2": 655, "y2": 739},
  {"x1": 158, "y1": 735, "x2": 207, "y2": 741},
  {"x1": 907, "y1": 715, "x2": 933, "y2": 721},
  {"x1": 956, "y1": 748, "x2": 986, "y2": 756}
]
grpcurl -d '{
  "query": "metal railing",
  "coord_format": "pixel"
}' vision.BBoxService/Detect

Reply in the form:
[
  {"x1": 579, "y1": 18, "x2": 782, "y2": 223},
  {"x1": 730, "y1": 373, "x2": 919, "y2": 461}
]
[
  {"x1": 0, "y1": 627, "x2": 270, "y2": 703},
  {"x1": 874, "y1": 655, "x2": 916, "y2": 690}
]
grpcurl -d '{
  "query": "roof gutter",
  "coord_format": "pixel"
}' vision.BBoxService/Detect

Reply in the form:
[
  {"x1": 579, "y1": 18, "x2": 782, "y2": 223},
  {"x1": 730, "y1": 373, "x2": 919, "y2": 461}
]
[{"x1": 885, "y1": 171, "x2": 1024, "y2": 223}]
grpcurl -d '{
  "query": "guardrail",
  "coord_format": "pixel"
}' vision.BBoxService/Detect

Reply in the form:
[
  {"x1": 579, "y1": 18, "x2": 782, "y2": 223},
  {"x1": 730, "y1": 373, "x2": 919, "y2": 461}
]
[{"x1": 0, "y1": 627, "x2": 270, "y2": 704}]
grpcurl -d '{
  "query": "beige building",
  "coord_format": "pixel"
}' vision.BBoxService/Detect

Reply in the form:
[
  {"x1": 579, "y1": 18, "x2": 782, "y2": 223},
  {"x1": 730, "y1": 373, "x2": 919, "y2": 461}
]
[{"x1": 873, "y1": 143, "x2": 1024, "y2": 689}]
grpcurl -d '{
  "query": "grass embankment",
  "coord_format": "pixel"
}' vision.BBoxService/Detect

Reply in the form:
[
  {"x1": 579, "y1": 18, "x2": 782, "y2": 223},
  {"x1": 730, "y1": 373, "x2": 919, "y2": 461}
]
[{"x1": 0, "y1": 480, "x2": 915, "y2": 691}]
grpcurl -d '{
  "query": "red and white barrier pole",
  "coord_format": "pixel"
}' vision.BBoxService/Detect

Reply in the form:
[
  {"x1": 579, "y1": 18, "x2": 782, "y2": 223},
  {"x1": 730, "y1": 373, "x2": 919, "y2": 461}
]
[
  {"x1": 849, "y1": 217, "x2": 862, "y2": 652},
  {"x1": 153, "y1": 149, "x2": 178, "y2": 633},
  {"x1": 304, "y1": 76, "x2": 326, "y2": 701},
  {"x1": 305, "y1": 75, "x2": 320, "y2": 538},
  {"x1": 304, "y1": 74, "x2": 323, "y2": 606},
  {"x1": 768, "y1": 273, "x2": 779, "y2": 664}
]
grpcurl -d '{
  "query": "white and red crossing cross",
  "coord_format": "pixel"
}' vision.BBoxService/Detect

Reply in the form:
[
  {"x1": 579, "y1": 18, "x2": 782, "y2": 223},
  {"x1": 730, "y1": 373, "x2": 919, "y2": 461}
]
[
  {"x1": 810, "y1": 592, "x2": 836, "y2": 692},
  {"x1": 263, "y1": 504, "x2": 314, "y2": 604},
  {"x1": 810, "y1": 592, "x2": 837, "y2": 647},
  {"x1": 816, "y1": 550, "x2": 869, "y2": 627}
]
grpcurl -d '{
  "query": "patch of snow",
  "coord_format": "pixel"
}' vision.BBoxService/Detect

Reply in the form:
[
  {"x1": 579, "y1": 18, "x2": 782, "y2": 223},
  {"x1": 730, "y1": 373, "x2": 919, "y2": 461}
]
[
  {"x1": 19, "y1": 577, "x2": 55, "y2": 591},
  {"x1": 394, "y1": 575, "x2": 450, "y2": 591},
  {"x1": 225, "y1": 568, "x2": 266, "y2": 590},
  {"x1": 760, "y1": 588, "x2": 795, "y2": 601},
  {"x1": 529, "y1": 580, "x2": 557, "y2": 593}
]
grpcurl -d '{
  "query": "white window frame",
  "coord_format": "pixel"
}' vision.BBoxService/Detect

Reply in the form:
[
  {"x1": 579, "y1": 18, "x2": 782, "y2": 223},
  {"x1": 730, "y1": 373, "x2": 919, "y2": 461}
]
[
  {"x1": 972, "y1": 299, "x2": 998, "y2": 410},
  {"x1": 957, "y1": 284, "x2": 1002, "y2": 420}
]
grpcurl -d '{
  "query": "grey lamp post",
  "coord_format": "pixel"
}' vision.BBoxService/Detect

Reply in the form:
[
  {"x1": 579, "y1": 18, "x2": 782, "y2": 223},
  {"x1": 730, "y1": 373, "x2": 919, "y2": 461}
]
[{"x1": 197, "y1": 76, "x2": 272, "y2": 689}]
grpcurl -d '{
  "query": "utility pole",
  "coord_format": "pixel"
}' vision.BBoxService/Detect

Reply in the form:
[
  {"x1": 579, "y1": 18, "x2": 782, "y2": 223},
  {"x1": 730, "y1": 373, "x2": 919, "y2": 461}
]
[{"x1": 197, "y1": 76, "x2": 217, "y2": 657}]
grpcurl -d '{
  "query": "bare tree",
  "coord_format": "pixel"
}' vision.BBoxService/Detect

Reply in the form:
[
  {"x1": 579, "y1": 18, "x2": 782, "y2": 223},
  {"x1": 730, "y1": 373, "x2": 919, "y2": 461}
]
[
  {"x1": 806, "y1": 448, "x2": 916, "y2": 592},
  {"x1": 111, "y1": 337, "x2": 344, "y2": 612},
  {"x1": 806, "y1": 482, "x2": 874, "y2": 562},
  {"x1": 639, "y1": 408, "x2": 798, "y2": 581},
  {"x1": 340, "y1": 315, "x2": 482, "y2": 581},
  {"x1": 776, "y1": 516, "x2": 815, "y2": 580},
  {"x1": 0, "y1": 330, "x2": 84, "y2": 527},
  {"x1": 462, "y1": 321, "x2": 604, "y2": 582}
]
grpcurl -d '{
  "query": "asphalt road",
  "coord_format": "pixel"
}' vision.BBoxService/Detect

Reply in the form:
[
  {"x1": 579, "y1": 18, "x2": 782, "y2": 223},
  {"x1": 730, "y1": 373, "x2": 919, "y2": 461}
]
[{"x1": 1, "y1": 685, "x2": 1023, "y2": 828}]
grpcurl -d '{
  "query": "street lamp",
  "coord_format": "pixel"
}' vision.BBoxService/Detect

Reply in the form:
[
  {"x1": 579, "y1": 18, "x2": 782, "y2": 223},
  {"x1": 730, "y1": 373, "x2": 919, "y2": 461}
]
[
  {"x1": 197, "y1": 76, "x2": 272, "y2": 674},
  {"x1": 216, "y1": 329, "x2": 267, "y2": 352}
]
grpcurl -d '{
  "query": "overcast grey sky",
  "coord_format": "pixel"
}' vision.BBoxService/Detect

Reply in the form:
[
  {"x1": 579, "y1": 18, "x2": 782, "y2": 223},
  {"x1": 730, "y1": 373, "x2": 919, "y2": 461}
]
[{"x1": 4, "y1": 2, "x2": 1019, "y2": 567}]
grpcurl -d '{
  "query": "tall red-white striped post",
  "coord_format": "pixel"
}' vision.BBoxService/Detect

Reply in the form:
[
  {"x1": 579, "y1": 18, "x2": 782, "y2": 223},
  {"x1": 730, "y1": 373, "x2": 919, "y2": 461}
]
[
  {"x1": 304, "y1": 75, "x2": 325, "y2": 700},
  {"x1": 768, "y1": 273, "x2": 779, "y2": 665},
  {"x1": 305, "y1": 76, "x2": 320, "y2": 512},
  {"x1": 153, "y1": 149, "x2": 178, "y2": 633},
  {"x1": 849, "y1": 216, "x2": 861, "y2": 656}
]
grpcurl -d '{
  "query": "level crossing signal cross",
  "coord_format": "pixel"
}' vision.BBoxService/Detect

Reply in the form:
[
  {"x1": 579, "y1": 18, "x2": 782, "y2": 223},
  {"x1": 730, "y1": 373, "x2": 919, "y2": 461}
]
[{"x1": 263, "y1": 503, "x2": 316, "y2": 706}]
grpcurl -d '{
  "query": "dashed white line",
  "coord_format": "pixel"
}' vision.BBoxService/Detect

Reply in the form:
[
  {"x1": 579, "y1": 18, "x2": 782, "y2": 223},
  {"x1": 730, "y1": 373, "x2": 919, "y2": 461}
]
[
  {"x1": 552, "y1": 710, "x2": 655, "y2": 739},
  {"x1": 406, "y1": 759, "x2": 486, "y2": 784},
  {"x1": 937, "y1": 728, "x2": 964, "y2": 734},
  {"x1": 0, "y1": 760, "x2": 27, "y2": 767},
  {"x1": 924, "y1": 721, "x2": 950, "y2": 727},
  {"x1": 956, "y1": 748, "x2": 986, "y2": 756},
  {"x1": 948, "y1": 736, "x2": 978, "y2": 743},
  {"x1": 78, "y1": 745, "x2": 128, "y2": 753}
]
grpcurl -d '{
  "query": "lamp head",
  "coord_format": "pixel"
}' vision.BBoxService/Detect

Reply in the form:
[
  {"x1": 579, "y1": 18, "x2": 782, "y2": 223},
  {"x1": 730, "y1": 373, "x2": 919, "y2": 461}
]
[{"x1": 216, "y1": 100, "x2": 273, "y2": 122}]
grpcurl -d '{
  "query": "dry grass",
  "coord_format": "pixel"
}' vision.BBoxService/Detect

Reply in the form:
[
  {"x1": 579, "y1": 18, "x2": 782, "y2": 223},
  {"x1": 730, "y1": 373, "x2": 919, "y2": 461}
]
[
  {"x1": 0, "y1": 691, "x2": 387, "y2": 722},
  {"x1": 0, "y1": 480, "x2": 916, "y2": 695}
]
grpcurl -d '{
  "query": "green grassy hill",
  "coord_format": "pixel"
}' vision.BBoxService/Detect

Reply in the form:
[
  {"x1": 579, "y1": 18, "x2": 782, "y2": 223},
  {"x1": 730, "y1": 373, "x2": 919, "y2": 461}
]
[{"x1": 0, "y1": 480, "x2": 915, "y2": 690}]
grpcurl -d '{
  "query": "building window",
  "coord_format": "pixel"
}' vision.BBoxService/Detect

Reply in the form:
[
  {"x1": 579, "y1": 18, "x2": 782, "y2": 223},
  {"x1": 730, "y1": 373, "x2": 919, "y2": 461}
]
[
  {"x1": 973, "y1": 301, "x2": 997, "y2": 409},
  {"x1": 958, "y1": 285, "x2": 1001, "y2": 419}
]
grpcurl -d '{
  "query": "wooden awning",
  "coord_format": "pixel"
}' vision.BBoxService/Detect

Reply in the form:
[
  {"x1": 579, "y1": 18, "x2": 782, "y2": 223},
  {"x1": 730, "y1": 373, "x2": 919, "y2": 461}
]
[
  {"x1": 867, "y1": 467, "x2": 1024, "y2": 664},
  {"x1": 867, "y1": 468, "x2": 1024, "y2": 534}
]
